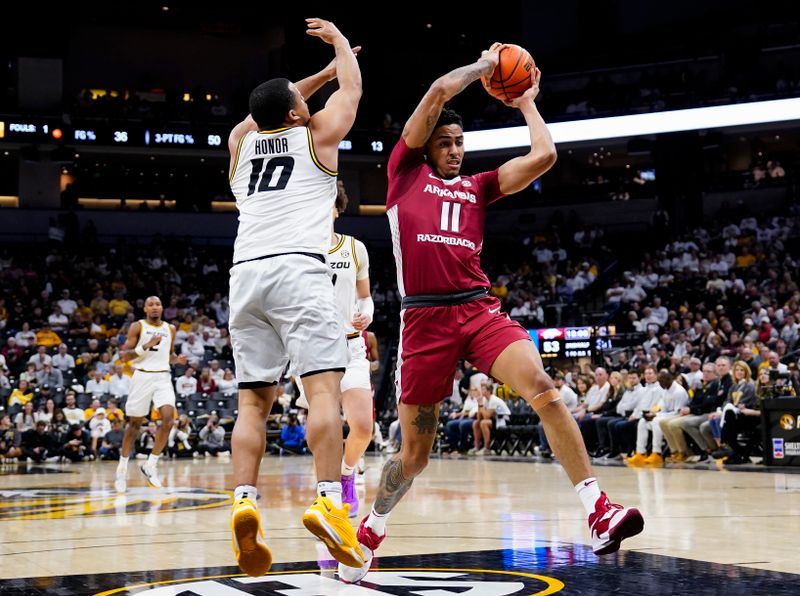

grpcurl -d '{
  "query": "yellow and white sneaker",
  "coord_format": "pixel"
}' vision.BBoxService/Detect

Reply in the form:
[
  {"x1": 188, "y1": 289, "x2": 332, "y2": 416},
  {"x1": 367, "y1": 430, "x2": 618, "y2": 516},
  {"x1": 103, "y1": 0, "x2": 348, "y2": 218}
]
[
  {"x1": 302, "y1": 496, "x2": 365, "y2": 568},
  {"x1": 231, "y1": 497, "x2": 272, "y2": 576}
]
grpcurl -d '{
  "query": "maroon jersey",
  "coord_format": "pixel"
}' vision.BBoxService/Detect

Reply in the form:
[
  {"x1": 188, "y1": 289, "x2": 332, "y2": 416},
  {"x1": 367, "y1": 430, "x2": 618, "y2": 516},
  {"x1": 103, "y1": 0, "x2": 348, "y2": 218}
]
[{"x1": 387, "y1": 137, "x2": 505, "y2": 297}]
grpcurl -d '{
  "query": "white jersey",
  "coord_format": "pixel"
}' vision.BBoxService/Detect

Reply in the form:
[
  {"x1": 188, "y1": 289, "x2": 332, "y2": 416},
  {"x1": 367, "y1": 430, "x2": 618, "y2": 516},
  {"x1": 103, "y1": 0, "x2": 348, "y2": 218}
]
[
  {"x1": 328, "y1": 234, "x2": 370, "y2": 334},
  {"x1": 230, "y1": 126, "x2": 337, "y2": 263},
  {"x1": 134, "y1": 320, "x2": 172, "y2": 372}
]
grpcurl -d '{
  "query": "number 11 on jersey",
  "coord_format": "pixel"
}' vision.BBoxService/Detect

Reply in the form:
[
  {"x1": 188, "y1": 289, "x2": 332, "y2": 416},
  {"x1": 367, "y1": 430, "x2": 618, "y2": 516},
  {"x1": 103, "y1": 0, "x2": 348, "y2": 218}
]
[{"x1": 439, "y1": 201, "x2": 462, "y2": 233}]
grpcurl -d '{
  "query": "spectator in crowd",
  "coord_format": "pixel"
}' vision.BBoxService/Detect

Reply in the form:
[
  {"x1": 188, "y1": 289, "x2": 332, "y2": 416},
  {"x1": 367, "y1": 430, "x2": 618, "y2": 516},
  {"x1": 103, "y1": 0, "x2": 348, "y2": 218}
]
[
  {"x1": 35, "y1": 398, "x2": 56, "y2": 426},
  {"x1": 57, "y1": 289, "x2": 78, "y2": 316},
  {"x1": 94, "y1": 352, "x2": 113, "y2": 376},
  {"x1": 52, "y1": 344, "x2": 76, "y2": 373},
  {"x1": 445, "y1": 387, "x2": 479, "y2": 455},
  {"x1": 273, "y1": 413, "x2": 305, "y2": 455},
  {"x1": 9, "y1": 379, "x2": 33, "y2": 407},
  {"x1": 99, "y1": 418, "x2": 124, "y2": 460},
  {"x1": 612, "y1": 366, "x2": 661, "y2": 460},
  {"x1": 175, "y1": 368, "x2": 198, "y2": 397},
  {"x1": 36, "y1": 363, "x2": 63, "y2": 389},
  {"x1": 137, "y1": 422, "x2": 158, "y2": 457},
  {"x1": 1, "y1": 337, "x2": 24, "y2": 373},
  {"x1": 108, "y1": 365, "x2": 132, "y2": 397},
  {"x1": 61, "y1": 423, "x2": 91, "y2": 462},
  {"x1": 208, "y1": 359, "x2": 225, "y2": 381},
  {"x1": 28, "y1": 346, "x2": 53, "y2": 371},
  {"x1": 217, "y1": 369, "x2": 237, "y2": 396},
  {"x1": 469, "y1": 382, "x2": 511, "y2": 456},
  {"x1": 711, "y1": 361, "x2": 758, "y2": 464},
  {"x1": 0, "y1": 414, "x2": 22, "y2": 462},
  {"x1": 62, "y1": 391, "x2": 85, "y2": 425},
  {"x1": 169, "y1": 414, "x2": 194, "y2": 457},
  {"x1": 628, "y1": 370, "x2": 689, "y2": 466},
  {"x1": 15, "y1": 401, "x2": 35, "y2": 432},
  {"x1": 198, "y1": 416, "x2": 229, "y2": 456},
  {"x1": 14, "y1": 322, "x2": 37, "y2": 348},
  {"x1": 89, "y1": 407, "x2": 111, "y2": 455},
  {"x1": 85, "y1": 369, "x2": 109, "y2": 398},
  {"x1": 21, "y1": 421, "x2": 51, "y2": 463},
  {"x1": 47, "y1": 305, "x2": 69, "y2": 333},
  {"x1": 90, "y1": 289, "x2": 109, "y2": 317},
  {"x1": 197, "y1": 367, "x2": 218, "y2": 394},
  {"x1": 180, "y1": 334, "x2": 205, "y2": 367},
  {"x1": 105, "y1": 398, "x2": 125, "y2": 423}
]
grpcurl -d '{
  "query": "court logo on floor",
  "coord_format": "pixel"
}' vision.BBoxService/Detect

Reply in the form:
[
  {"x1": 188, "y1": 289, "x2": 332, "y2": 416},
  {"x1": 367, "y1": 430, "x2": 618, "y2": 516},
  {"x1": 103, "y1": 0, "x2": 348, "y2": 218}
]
[
  {"x1": 95, "y1": 569, "x2": 564, "y2": 595},
  {"x1": 0, "y1": 486, "x2": 232, "y2": 520}
]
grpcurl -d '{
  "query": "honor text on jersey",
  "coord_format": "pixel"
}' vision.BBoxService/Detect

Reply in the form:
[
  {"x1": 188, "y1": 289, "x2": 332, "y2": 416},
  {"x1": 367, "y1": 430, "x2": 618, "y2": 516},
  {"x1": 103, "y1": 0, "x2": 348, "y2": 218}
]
[{"x1": 254, "y1": 137, "x2": 289, "y2": 155}]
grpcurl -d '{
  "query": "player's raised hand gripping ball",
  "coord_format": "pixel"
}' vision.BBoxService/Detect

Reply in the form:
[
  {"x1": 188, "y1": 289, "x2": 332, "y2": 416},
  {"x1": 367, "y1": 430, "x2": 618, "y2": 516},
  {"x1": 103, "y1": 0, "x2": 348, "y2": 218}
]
[{"x1": 481, "y1": 44, "x2": 535, "y2": 102}]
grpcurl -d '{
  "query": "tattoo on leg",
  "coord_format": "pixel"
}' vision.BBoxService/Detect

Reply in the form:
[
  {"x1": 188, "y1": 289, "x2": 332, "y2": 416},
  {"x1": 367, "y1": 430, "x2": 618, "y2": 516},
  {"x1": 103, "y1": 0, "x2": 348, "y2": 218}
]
[
  {"x1": 411, "y1": 405, "x2": 438, "y2": 434},
  {"x1": 374, "y1": 457, "x2": 414, "y2": 514}
]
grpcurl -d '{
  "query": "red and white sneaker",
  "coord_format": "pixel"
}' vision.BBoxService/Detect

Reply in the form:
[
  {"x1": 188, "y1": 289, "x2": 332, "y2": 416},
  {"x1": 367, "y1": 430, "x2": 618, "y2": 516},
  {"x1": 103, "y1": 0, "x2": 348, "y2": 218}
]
[
  {"x1": 589, "y1": 492, "x2": 644, "y2": 555},
  {"x1": 337, "y1": 515, "x2": 386, "y2": 584}
]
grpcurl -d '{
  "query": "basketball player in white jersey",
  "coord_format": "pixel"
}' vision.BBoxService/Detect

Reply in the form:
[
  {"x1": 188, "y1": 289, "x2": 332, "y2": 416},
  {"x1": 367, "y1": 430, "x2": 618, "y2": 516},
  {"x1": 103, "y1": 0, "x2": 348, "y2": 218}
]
[
  {"x1": 115, "y1": 296, "x2": 186, "y2": 492},
  {"x1": 227, "y1": 18, "x2": 364, "y2": 576},
  {"x1": 295, "y1": 186, "x2": 374, "y2": 518}
]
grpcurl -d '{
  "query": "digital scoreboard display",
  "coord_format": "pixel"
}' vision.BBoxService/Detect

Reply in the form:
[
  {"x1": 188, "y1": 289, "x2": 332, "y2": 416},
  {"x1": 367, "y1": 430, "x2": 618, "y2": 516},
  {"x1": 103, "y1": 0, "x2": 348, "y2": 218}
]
[
  {"x1": 0, "y1": 117, "x2": 394, "y2": 155},
  {"x1": 529, "y1": 326, "x2": 616, "y2": 360}
]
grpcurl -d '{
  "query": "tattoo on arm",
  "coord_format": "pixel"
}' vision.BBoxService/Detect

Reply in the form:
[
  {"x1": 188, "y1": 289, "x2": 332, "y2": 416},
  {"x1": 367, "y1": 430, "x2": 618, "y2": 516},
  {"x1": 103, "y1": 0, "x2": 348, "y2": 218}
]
[
  {"x1": 452, "y1": 61, "x2": 491, "y2": 94},
  {"x1": 374, "y1": 458, "x2": 414, "y2": 514},
  {"x1": 418, "y1": 61, "x2": 493, "y2": 141},
  {"x1": 411, "y1": 405, "x2": 438, "y2": 434}
]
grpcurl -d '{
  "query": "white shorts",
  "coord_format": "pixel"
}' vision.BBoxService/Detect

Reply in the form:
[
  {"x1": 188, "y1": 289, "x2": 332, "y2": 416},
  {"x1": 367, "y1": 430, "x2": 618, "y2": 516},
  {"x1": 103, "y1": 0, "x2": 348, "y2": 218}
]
[
  {"x1": 296, "y1": 336, "x2": 372, "y2": 408},
  {"x1": 229, "y1": 254, "x2": 348, "y2": 387},
  {"x1": 126, "y1": 371, "x2": 175, "y2": 418}
]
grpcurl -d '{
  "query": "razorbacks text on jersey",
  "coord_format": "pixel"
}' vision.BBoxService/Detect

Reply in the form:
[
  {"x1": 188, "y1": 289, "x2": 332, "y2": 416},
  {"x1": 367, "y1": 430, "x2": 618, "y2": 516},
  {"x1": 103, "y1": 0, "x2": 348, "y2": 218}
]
[
  {"x1": 386, "y1": 137, "x2": 505, "y2": 297},
  {"x1": 328, "y1": 234, "x2": 370, "y2": 334},
  {"x1": 229, "y1": 126, "x2": 337, "y2": 263},
  {"x1": 134, "y1": 320, "x2": 172, "y2": 372}
]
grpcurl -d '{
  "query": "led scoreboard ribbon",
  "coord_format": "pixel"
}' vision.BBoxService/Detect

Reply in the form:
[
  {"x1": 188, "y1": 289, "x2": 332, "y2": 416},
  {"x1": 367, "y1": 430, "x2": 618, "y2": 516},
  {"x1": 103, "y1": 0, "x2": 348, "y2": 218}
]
[
  {"x1": 0, "y1": 117, "x2": 393, "y2": 154},
  {"x1": 529, "y1": 326, "x2": 615, "y2": 359}
]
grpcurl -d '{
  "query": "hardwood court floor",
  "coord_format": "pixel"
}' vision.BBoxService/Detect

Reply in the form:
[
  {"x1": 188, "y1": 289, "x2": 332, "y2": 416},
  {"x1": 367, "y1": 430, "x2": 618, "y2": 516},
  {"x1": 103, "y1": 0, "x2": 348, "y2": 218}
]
[{"x1": 0, "y1": 454, "x2": 798, "y2": 594}]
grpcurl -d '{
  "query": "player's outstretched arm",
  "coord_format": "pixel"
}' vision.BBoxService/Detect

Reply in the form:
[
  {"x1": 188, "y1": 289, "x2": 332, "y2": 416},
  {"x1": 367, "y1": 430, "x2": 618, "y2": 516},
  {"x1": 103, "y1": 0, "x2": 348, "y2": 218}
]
[
  {"x1": 295, "y1": 45, "x2": 361, "y2": 100},
  {"x1": 402, "y1": 43, "x2": 502, "y2": 149},
  {"x1": 496, "y1": 68, "x2": 557, "y2": 195},
  {"x1": 306, "y1": 18, "x2": 361, "y2": 152}
]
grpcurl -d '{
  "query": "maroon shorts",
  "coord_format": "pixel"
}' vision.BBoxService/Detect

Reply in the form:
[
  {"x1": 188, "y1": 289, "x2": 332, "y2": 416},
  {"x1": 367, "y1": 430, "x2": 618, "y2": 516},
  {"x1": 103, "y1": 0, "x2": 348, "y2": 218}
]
[{"x1": 396, "y1": 295, "x2": 531, "y2": 405}]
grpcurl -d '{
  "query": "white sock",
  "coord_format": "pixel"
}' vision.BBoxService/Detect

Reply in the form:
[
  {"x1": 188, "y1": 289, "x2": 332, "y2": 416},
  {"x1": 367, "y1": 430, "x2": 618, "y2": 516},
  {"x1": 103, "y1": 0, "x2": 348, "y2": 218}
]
[
  {"x1": 365, "y1": 508, "x2": 388, "y2": 536},
  {"x1": 234, "y1": 484, "x2": 258, "y2": 502},
  {"x1": 341, "y1": 462, "x2": 355, "y2": 476},
  {"x1": 146, "y1": 453, "x2": 161, "y2": 468},
  {"x1": 575, "y1": 477, "x2": 603, "y2": 515},
  {"x1": 117, "y1": 456, "x2": 129, "y2": 474},
  {"x1": 317, "y1": 481, "x2": 342, "y2": 508}
]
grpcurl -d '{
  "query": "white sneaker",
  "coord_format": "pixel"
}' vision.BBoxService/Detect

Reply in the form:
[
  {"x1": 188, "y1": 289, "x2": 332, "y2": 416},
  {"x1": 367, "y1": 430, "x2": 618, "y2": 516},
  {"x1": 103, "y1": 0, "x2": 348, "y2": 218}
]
[
  {"x1": 476, "y1": 448, "x2": 487, "y2": 456},
  {"x1": 467, "y1": 448, "x2": 478, "y2": 456},
  {"x1": 140, "y1": 464, "x2": 162, "y2": 489}
]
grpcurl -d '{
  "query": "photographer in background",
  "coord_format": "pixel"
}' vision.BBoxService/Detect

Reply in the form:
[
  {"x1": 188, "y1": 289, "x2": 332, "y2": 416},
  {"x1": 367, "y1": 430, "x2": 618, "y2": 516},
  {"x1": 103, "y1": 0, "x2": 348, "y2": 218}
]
[{"x1": 198, "y1": 415, "x2": 229, "y2": 457}]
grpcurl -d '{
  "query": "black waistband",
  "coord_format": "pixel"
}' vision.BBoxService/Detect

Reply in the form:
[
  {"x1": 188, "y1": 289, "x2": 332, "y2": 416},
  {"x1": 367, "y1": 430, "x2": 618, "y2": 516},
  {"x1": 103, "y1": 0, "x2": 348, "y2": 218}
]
[
  {"x1": 136, "y1": 369, "x2": 170, "y2": 374},
  {"x1": 346, "y1": 332, "x2": 362, "y2": 339},
  {"x1": 401, "y1": 288, "x2": 489, "y2": 309},
  {"x1": 233, "y1": 251, "x2": 325, "y2": 266}
]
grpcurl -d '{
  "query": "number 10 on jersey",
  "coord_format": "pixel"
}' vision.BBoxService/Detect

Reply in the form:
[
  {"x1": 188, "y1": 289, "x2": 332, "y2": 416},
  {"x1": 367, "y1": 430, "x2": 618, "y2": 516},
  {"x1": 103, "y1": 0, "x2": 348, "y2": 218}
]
[
  {"x1": 439, "y1": 201, "x2": 462, "y2": 233},
  {"x1": 247, "y1": 156, "x2": 295, "y2": 196}
]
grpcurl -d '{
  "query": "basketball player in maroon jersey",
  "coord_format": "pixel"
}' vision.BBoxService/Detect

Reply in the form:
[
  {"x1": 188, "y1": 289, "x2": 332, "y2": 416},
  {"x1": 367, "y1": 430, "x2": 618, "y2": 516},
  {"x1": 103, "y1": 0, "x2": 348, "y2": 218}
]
[{"x1": 339, "y1": 43, "x2": 643, "y2": 582}]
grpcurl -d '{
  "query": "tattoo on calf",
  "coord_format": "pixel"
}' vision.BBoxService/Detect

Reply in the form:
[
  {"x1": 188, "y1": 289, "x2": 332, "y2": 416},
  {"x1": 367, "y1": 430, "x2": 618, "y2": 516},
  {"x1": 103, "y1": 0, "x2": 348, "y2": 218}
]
[
  {"x1": 374, "y1": 458, "x2": 414, "y2": 514},
  {"x1": 411, "y1": 405, "x2": 438, "y2": 434}
]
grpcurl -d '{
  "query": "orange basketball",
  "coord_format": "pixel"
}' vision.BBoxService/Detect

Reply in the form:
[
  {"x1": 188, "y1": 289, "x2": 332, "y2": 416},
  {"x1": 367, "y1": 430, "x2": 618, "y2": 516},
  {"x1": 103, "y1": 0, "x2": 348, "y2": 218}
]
[{"x1": 481, "y1": 44, "x2": 535, "y2": 102}]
